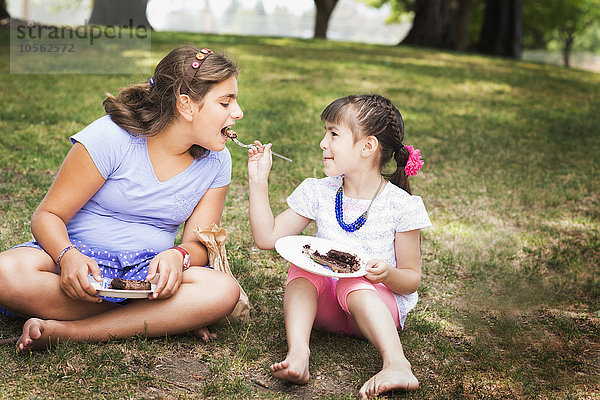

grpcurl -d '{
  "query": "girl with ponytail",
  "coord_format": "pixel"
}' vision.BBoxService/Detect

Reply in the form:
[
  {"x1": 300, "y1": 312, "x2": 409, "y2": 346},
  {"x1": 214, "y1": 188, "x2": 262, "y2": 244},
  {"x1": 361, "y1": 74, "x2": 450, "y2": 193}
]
[
  {"x1": 247, "y1": 94, "x2": 430, "y2": 399},
  {"x1": 0, "y1": 46, "x2": 243, "y2": 351}
]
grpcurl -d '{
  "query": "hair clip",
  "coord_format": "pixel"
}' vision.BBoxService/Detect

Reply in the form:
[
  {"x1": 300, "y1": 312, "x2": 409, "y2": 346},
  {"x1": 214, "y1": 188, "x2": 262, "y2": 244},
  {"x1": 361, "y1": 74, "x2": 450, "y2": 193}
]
[
  {"x1": 404, "y1": 145, "x2": 424, "y2": 177},
  {"x1": 149, "y1": 76, "x2": 155, "y2": 86},
  {"x1": 181, "y1": 48, "x2": 213, "y2": 95}
]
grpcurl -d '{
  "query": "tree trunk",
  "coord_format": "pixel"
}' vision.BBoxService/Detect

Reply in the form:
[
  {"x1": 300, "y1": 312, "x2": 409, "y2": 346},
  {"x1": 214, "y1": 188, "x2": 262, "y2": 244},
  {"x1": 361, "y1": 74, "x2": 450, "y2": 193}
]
[
  {"x1": 89, "y1": 0, "x2": 151, "y2": 28},
  {"x1": 454, "y1": 0, "x2": 472, "y2": 51},
  {"x1": 0, "y1": 0, "x2": 10, "y2": 20},
  {"x1": 478, "y1": 0, "x2": 522, "y2": 59},
  {"x1": 401, "y1": 0, "x2": 455, "y2": 49},
  {"x1": 562, "y1": 35, "x2": 573, "y2": 68},
  {"x1": 313, "y1": 0, "x2": 339, "y2": 39}
]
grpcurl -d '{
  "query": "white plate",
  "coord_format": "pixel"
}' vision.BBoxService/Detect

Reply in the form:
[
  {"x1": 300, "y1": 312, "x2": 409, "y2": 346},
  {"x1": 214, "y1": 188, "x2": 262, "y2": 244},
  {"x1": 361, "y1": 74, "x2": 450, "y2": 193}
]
[
  {"x1": 275, "y1": 235, "x2": 368, "y2": 278},
  {"x1": 88, "y1": 276, "x2": 155, "y2": 299}
]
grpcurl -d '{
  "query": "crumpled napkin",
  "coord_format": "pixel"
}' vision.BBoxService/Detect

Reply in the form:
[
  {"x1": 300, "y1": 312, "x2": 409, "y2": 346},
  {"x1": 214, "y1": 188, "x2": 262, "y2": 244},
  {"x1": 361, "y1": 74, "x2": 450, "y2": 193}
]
[{"x1": 194, "y1": 224, "x2": 250, "y2": 323}]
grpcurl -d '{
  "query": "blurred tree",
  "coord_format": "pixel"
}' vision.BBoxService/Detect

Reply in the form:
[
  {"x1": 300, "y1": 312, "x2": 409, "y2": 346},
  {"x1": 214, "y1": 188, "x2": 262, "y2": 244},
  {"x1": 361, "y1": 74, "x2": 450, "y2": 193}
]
[
  {"x1": 89, "y1": 0, "x2": 151, "y2": 28},
  {"x1": 402, "y1": 0, "x2": 454, "y2": 49},
  {"x1": 478, "y1": 0, "x2": 522, "y2": 59},
  {"x1": 363, "y1": 0, "x2": 480, "y2": 50},
  {"x1": 523, "y1": 0, "x2": 600, "y2": 67},
  {"x1": 314, "y1": 0, "x2": 339, "y2": 38},
  {"x1": 224, "y1": 0, "x2": 240, "y2": 18},
  {"x1": 454, "y1": 0, "x2": 472, "y2": 50},
  {"x1": 0, "y1": 0, "x2": 9, "y2": 20}
]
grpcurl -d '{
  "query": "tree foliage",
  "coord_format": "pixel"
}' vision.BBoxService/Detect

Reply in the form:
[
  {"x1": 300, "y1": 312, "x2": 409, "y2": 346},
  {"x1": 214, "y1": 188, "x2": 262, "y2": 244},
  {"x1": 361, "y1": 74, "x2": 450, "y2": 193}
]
[
  {"x1": 523, "y1": 0, "x2": 600, "y2": 66},
  {"x1": 363, "y1": 0, "x2": 414, "y2": 23},
  {"x1": 364, "y1": 0, "x2": 599, "y2": 66}
]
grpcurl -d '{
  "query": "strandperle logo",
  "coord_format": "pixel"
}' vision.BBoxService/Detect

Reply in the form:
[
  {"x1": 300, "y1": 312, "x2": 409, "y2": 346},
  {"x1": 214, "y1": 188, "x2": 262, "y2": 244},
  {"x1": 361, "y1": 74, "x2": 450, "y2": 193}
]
[
  {"x1": 10, "y1": 19, "x2": 152, "y2": 74},
  {"x1": 15, "y1": 19, "x2": 149, "y2": 46}
]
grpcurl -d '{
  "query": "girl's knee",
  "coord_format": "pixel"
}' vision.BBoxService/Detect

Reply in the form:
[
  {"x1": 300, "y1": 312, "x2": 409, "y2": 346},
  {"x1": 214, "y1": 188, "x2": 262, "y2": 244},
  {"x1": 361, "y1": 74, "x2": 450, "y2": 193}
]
[
  {"x1": 0, "y1": 252, "x2": 22, "y2": 281},
  {"x1": 222, "y1": 273, "x2": 241, "y2": 305},
  {"x1": 206, "y1": 271, "x2": 240, "y2": 311},
  {"x1": 0, "y1": 254, "x2": 28, "y2": 300},
  {"x1": 336, "y1": 278, "x2": 375, "y2": 303},
  {"x1": 287, "y1": 265, "x2": 325, "y2": 294}
]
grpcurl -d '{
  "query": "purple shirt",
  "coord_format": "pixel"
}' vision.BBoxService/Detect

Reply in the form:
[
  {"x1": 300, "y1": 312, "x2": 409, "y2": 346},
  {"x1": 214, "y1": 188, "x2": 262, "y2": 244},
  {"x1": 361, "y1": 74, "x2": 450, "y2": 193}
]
[{"x1": 65, "y1": 115, "x2": 231, "y2": 251}]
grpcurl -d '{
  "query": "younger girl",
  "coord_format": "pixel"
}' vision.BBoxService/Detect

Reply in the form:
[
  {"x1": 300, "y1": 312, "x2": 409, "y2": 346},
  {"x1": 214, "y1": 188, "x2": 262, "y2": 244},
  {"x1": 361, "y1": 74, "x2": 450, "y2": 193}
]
[
  {"x1": 0, "y1": 46, "x2": 243, "y2": 351},
  {"x1": 248, "y1": 94, "x2": 431, "y2": 399}
]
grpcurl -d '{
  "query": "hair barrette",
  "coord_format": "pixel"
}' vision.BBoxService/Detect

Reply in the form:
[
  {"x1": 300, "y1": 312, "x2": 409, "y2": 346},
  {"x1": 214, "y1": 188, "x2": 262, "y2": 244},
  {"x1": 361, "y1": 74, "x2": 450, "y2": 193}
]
[{"x1": 181, "y1": 48, "x2": 213, "y2": 95}]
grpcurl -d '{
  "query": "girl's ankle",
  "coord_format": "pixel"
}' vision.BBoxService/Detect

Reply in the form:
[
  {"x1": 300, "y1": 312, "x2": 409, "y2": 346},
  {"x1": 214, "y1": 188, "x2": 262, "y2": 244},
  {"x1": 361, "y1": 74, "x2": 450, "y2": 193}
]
[
  {"x1": 288, "y1": 345, "x2": 310, "y2": 359},
  {"x1": 382, "y1": 358, "x2": 411, "y2": 370}
]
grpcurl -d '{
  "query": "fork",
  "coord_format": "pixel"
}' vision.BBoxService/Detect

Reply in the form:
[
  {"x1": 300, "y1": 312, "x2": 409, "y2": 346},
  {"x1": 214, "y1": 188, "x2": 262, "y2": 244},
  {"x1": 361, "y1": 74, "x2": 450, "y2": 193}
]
[{"x1": 230, "y1": 137, "x2": 293, "y2": 162}]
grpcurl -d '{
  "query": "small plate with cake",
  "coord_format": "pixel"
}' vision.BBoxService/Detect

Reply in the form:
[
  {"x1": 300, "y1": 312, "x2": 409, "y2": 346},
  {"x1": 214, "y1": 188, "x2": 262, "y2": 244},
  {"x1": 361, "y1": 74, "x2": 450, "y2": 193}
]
[
  {"x1": 275, "y1": 235, "x2": 368, "y2": 278},
  {"x1": 88, "y1": 276, "x2": 156, "y2": 299}
]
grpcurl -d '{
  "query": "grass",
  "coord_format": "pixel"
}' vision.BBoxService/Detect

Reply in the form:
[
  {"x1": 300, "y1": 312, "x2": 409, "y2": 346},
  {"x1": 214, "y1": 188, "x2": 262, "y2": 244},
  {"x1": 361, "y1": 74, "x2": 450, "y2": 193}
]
[{"x1": 1, "y1": 28, "x2": 599, "y2": 399}]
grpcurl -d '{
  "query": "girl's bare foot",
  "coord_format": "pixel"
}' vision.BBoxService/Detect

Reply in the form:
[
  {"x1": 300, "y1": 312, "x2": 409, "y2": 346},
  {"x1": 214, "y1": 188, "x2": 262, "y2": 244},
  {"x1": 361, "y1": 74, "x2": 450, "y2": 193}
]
[
  {"x1": 358, "y1": 362, "x2": 419, "y2": 399},
  {"x1": 192, "y1": 326, "x2": 217, "y2": 342},
  {"x1": 17, "y1": 318, "x2": 55, "y2": 352},
  {"x1": 270, "y1": 349, "x2": 310, "y2": 384}
]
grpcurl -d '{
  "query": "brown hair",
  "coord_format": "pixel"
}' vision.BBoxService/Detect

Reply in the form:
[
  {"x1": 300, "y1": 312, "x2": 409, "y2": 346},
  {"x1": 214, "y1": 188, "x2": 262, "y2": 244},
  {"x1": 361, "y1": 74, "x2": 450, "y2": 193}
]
[
  {"x1": 321, "y1": 94, "x2": 412, "y2": 194},
  {"x1": 103, "y1": 45, "x2": 238, "y2": 159}
]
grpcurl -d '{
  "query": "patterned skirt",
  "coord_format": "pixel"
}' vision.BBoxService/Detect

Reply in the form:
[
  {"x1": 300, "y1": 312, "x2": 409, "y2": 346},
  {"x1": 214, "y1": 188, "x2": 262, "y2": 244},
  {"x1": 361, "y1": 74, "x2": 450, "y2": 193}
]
[{"x1": 0, "y1": 239, "x2": 160, "y2": 317}]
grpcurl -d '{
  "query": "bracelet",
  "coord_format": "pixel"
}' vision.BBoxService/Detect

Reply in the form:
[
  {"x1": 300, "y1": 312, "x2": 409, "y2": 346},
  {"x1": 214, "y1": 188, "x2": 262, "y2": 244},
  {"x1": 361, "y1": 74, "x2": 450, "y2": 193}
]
[
  {"x1": 170, "y1": 246, "x2": 191, "y2": 271},
  {"x1": 56, "y1": 244, "x2": 79, "y2": 267}
]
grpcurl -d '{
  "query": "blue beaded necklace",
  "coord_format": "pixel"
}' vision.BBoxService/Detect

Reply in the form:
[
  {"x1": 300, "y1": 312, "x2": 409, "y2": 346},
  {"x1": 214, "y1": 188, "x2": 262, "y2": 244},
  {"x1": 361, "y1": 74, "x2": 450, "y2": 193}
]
[{"x1": 335, "y1": 177, "x2": 385, "y2": 232}]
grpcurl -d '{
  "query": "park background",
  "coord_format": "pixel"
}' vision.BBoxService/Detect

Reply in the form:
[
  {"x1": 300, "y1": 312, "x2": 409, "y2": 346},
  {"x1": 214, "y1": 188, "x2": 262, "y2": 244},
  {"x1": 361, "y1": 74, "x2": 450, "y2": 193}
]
[
  {"x1": 4, "y1": 0, "x2": 600, "y2": 72},
  {"x1": 0, "y1": 0, "x2": 599, "y2": 399}
]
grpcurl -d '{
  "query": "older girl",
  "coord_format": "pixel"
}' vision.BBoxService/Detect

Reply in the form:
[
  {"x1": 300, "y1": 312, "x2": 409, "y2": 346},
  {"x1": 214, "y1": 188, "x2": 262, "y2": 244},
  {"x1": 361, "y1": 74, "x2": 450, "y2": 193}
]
[{"x1": 0, "y1": 46, "x2": 242, "y2": 351}]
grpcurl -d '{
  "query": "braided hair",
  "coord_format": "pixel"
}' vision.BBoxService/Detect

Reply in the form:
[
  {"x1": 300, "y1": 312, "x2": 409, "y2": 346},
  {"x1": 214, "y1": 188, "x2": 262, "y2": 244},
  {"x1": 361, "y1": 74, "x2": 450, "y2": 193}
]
[{"x1": 320, "y1": 94, "x2": 411, "y2": 194}]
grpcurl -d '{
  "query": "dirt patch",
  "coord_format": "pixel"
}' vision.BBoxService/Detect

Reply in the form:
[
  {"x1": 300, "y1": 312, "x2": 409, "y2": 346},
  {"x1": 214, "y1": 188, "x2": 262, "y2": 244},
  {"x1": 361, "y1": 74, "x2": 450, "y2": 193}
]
[{"x1": 146, "y1": 345, "x2": 363, "y2": 399}]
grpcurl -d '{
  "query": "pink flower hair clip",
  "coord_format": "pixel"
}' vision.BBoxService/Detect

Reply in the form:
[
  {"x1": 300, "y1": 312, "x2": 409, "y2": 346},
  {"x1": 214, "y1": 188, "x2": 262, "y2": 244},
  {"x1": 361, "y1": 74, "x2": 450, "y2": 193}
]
[{"x1": 404, "y1": 145, "x2": 424, "y2": 177}]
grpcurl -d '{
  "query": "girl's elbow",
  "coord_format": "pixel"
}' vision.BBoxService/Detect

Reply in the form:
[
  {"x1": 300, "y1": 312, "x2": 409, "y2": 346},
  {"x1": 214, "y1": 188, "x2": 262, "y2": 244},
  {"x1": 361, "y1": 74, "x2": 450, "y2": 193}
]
[
  {"x1": 252, "y1": 235, "x2": 275, "y2": 250},
  {"x1": 30, "y1": 208, "x2": 46, "y2": 232},
  {"x1": 411, "y1": 272, "x2": 422, "y2": 292}
]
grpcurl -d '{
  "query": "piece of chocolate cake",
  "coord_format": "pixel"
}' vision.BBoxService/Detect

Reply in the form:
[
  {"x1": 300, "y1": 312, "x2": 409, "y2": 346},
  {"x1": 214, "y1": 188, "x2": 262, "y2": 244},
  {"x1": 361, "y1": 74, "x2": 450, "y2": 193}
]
[
  {"x1": 110, "y1": 278, "x2": 151, "y2": 291},
  {"x1": 303, "y1": 245, "x2": 361, "y2": 273},
  {"x1": 222, "y1": 127, "x2": 237, "y2": 139}
]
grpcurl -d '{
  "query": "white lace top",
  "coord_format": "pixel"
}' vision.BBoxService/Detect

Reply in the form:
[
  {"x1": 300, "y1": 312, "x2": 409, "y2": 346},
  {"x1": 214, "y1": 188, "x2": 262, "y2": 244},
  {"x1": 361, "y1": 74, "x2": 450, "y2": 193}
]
[{"x1": 287, "y1": 175, "x2": 432, "y2": 328}]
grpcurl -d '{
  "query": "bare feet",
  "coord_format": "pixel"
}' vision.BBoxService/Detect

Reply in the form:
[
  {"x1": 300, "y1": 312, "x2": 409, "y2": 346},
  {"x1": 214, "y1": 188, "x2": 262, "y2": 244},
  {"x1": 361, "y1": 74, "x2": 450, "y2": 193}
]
[
  {"x1": 192, "y1": 326, "x2": 217, "y2": 342},
  {"x1": 270, "y1": 350, "x2": 310, "y2": 384},
  {"x1": 358, "y1": 362, "x2": 419, "y2": 399},
  {"x1": 17, "y1": 318, "x2": 55, "y2": 352}
]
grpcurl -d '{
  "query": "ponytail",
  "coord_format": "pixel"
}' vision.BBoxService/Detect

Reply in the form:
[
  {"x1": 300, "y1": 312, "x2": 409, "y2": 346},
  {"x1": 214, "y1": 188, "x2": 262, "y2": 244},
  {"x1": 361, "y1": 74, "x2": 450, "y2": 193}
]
[
  {"x1": 385, "y1": 145, "x2": 411, "y2": 194},
  {"x1": 103, "y1": 81, "x2": 172, "y2": 137}
]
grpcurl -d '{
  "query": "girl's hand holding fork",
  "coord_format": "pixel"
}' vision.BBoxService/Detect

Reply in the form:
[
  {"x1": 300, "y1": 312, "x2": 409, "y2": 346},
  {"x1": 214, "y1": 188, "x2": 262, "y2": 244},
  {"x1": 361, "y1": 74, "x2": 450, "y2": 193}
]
[{"x1": 248, "y1": 141, "x2": 273, "y2": 183}]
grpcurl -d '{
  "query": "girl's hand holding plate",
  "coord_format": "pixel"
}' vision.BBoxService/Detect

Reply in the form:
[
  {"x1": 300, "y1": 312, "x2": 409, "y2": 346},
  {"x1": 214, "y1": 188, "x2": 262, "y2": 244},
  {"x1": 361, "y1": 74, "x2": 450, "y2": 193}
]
[
  {"x1": 364, "y1": 259, "x2": 392, "y2": 284},
  {"x1": 59, "y1": 249, "x2": 103, "y2": 303},
  {"x1": 146, "y1": 249, "x2": 184, "y2": 299}
]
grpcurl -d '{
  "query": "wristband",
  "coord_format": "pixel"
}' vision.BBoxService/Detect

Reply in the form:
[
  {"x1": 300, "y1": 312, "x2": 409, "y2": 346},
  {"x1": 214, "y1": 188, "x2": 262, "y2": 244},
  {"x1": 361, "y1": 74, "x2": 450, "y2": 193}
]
[
  {"x1": 56, "y1": 244, "x2": 79, "y2": 267},
  {"x1": 170, "y1": 246, "x2": 191, "y2": 271}
]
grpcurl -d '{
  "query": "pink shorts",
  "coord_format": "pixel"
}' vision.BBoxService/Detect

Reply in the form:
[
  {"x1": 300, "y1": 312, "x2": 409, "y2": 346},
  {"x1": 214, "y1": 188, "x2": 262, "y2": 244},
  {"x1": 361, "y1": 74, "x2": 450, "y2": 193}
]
[{"x1": 286, "y1": 264, "x2": 400, "y2": 337}]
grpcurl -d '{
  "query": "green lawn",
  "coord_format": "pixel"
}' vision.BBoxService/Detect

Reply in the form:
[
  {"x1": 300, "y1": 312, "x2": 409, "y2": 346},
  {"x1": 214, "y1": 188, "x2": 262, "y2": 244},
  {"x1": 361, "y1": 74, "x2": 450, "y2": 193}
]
[{"x1": 1, "y1": 29, "x2": 599, "y2": 399}]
